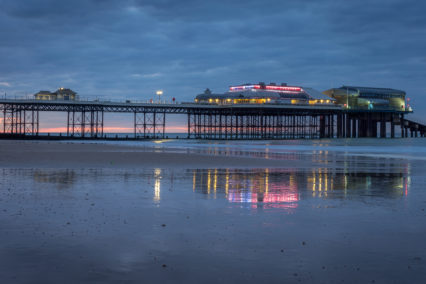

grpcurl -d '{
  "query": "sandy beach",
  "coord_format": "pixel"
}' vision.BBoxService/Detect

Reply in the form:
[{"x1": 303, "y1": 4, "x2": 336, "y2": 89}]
[
  {"x1": 0, "y1": 140, "x2": 319, "y2": 169},
  {"x1": 0, "y1": 139, "x2": 425, "y2": 284}
]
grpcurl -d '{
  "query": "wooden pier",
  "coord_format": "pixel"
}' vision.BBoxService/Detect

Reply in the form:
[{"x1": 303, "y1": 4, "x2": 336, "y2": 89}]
[{"x1": 0, "y1": 99, "x2": 423, "y2": 139}]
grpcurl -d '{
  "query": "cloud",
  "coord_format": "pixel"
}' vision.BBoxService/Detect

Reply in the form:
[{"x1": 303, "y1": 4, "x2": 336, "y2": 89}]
[
  {"x1": 0, "y1": 82, "x2": 11, "y2": 87},
  {"x1": 0, "y1": 0, "x2": 425, "y2": 113},
  {"x1": 131, "y1": 73, "x2": 162, "y2": 78}
]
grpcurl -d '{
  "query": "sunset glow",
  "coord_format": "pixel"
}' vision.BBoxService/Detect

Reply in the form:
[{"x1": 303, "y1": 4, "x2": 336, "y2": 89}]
[{"x1": 37, "y1": 125, "x2": 188, "y2": 133}]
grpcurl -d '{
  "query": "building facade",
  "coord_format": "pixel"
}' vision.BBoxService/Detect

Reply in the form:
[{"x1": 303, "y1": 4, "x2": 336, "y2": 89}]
[
  {"x1": 195, "y1": 82, "x2": 335, "y2": 106},
  {"x1": 34, "y1": 88, "x2": 78, "y2": 101},
  {"x1": 322, "y1": 86, "x2": 407, "y2": 111}
]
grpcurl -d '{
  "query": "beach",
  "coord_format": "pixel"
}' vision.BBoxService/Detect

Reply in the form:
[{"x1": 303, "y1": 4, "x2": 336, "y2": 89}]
[
  {"x1": 0, "y1": 139, "x2": 425, "y2": 283},
  {"x1": 0, "y1": 140, "x2": 313, "y2": 169}
]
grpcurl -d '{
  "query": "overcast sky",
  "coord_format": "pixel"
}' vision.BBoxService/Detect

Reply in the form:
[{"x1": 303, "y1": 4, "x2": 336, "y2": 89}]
[{"x1": 1, "y1": 0, "x2": 426, "y2": 118}]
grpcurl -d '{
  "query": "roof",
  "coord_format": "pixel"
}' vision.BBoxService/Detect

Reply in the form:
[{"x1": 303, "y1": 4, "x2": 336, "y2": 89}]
[
  {"x1": 196, "y1": 87, "x2": 332, "y2": 101},
  {"x1": 303, "y1": 88, "x2": 335, "y2": 100},
  {"x1": 34, "y1": 88, "x2": 77, "y2": 96},
  {"x1": 35, "y1": 91, "x2": 52, "y2": 95},
  {"x1": 342, "y1": 86, "x2": 405, "y2": 95},
  {"x1": 196, "y1": 93, "x2": 231, "y2": 100},
  {"x1": 54, "y1": 88, "x2": 77, "y2": 95},
  {"x1": 196, "y1": 89, "x2": 303, "y2": 100}
]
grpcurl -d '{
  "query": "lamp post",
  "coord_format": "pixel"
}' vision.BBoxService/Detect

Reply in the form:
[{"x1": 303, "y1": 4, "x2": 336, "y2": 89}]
[
  {"x1": 346, "y1": 87, "x2": 349, "y2": 109},
  {"x1": 156, "y1": 90, "x2": 163, "y2": 103}
]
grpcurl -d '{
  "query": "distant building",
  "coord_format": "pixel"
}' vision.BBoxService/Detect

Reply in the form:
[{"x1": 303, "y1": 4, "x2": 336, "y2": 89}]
[
  {"x1": 34, "y1": 88, "x2": 78, "y2": 101},
  {"x1": 195, "y1": 82, "x2": 335, "y2": 105},
  {"x1": 34, "y1": 91, "x2": 54, "y2": 100},
  {"x1": 322, "y1": 86, "x2": 406, "y2": 111}
]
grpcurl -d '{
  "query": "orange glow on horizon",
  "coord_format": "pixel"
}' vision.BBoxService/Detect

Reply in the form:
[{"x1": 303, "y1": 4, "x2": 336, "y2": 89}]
[{"x1": 38, "y1": 125, "x2": 188, "y2": 133}]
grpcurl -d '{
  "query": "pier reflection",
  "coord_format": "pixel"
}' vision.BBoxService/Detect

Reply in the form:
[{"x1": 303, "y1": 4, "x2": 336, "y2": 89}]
[
  {"x1": 23, "y1": 165, "x2": 411, "y2": 211},
  {"x1": 29, "y1": 168, "x2": 165, "y2": 203},
  {"x1": 191, "y1": 167, "x2": 410, "y2": 211},
  {"x1": 33, "y1": 169, "x2": 76, "y2": 189}
]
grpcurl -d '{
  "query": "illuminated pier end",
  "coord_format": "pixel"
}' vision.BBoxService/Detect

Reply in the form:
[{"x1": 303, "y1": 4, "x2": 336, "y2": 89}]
[
  {"x1": 323, "y1": 86, "x2": 416, "y2": 138},
  {"x1": 0, "y1": 82, "x2": 424, "y2": 139},
  {"x1": 195, "y1": 82, "x2": 334, "y2": 106}
]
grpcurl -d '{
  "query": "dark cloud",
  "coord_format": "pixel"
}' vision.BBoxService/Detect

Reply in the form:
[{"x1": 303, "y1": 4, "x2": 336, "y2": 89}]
[{"x1": 0, "y1": 0, "x2": 425, "y2": 118}]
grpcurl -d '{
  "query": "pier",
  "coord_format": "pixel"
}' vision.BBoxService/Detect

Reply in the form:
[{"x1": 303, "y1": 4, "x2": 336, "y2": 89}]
[{"x1": 0, "y1": 99, "x2": 424, "y2": 139}]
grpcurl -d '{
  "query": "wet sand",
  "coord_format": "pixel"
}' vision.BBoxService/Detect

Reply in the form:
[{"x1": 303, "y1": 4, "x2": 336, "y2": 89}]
[
  {"x1": 0, "y1": 140, "x2": 314, "y2": 169},
  {"x1": 0, "y1": 139, "x2": 425, "y2": 283}
]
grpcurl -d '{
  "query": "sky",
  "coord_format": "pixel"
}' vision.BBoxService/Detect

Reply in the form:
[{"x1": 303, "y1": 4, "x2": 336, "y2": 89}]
[{"x1": 1, "y1": 0, "x2": 426, "y2": 130}]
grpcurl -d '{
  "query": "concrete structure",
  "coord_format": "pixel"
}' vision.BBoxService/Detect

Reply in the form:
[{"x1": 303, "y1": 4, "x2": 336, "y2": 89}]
[{"x1": 35, "y1": 88, "x2": 78, "y2": 101}]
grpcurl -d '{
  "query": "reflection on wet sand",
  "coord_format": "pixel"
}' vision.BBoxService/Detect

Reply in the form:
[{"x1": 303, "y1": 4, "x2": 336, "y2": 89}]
[
  {"x1": 33, "y1": 169, "x2": 76, "y2": 189},
  {"x1": 191, "y1": 167, "x2": 410, "y2": 210},
  {"x1": 30, "y1": 168, "x2": 167, "y2": 203},
  {"x1": 22, "y1": 164, "x2": 411, "y2": 210},
  {"x1": 25, "y1": 165, "x2": 410, "y2": 209},
  {"x1": 154, "y1": 168, "x2": 161, "y2": 203}
]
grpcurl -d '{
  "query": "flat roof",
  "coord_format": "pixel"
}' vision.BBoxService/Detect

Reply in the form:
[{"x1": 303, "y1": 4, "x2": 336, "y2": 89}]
[{"x1": 342, "y1": 86, "x2": 405, "y2": 95}]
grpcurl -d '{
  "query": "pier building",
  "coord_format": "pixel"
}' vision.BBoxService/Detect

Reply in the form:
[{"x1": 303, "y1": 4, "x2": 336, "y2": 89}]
[
  {"x1": 35, "y1": 88, "x2": 78, "y2": 101},
  {"x1": 195, "y1": 83, "x2": 334, "y2": 106},
  {"x1": 323, "y1": 86, "x2": 408, "y2": 112}
]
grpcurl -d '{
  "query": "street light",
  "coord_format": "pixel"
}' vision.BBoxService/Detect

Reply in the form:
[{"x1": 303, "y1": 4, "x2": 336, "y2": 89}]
[{"x1": 156, "y1": 90, "x2": 163, "y2": 103}]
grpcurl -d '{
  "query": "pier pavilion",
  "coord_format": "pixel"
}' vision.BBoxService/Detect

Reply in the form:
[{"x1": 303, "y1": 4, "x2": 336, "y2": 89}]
[{"x1": 34, "y1": 88, "x2": 79, "y2": 101}]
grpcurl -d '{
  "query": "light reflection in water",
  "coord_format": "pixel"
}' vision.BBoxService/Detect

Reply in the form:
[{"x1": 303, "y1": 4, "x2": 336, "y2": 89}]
[
  {"x1": 192, "y1": 169, "x2": 300, "y2": 211},
  {"x1": 154, "y1": 168, "x2": 161, "y2": 202},
  {"x1": 22, "y1": 164, "x2": 412, "y2": 212},
  {"x1": 191, "y1": 168, "x2": 411, "y2": 211},
  {"x1": 214, "y1": 169, "x2": 218, "y2": 199},
  {"x1": 207, "y1": 169, "x2": 211, "y2": 195}
]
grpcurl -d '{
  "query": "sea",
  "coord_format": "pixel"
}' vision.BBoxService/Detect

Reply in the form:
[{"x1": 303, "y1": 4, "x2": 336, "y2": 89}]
[{"x1": 0, "y1": 138, "x2": 425, "y2": 283}]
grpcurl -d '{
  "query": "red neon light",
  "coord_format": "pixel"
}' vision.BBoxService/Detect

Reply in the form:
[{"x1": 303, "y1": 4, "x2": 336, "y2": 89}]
[
  {"x1": 264, "y1": 85, "x2": 302, "y2": 92},
  {"x1": 229, "y1": 85, "x2": 302, "y2": 92}
]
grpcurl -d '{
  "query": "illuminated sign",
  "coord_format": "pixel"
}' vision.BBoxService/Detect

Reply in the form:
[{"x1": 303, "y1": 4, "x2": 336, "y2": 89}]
[
  {"x1": 229, "y1": 85, "x2": 255, "y2": 91},
  {"x1": 263, "y1": 85, "x2": 302, "y2": 92},
  {"x1": 229, "y1": 84, "x2": 302, "y2": 92}
]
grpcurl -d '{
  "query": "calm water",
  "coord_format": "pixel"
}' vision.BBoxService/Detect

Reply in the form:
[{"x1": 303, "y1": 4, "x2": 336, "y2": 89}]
[{"x1": 1, "y1": 139, "x2": 426, "y2": 283}]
